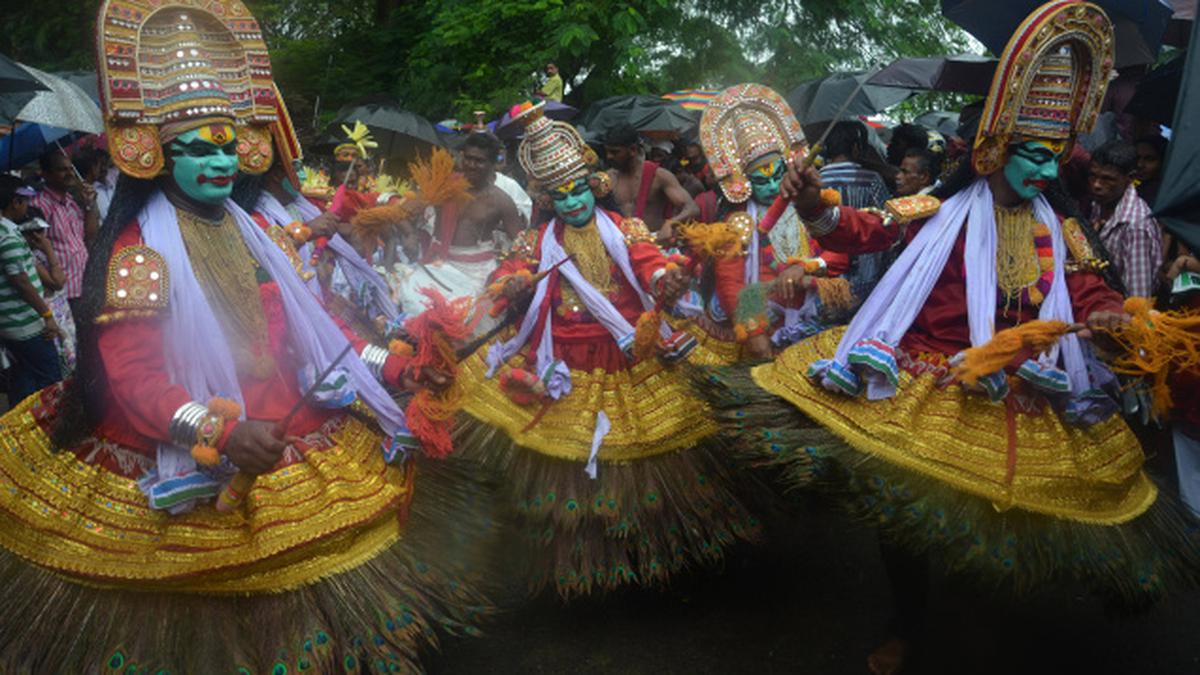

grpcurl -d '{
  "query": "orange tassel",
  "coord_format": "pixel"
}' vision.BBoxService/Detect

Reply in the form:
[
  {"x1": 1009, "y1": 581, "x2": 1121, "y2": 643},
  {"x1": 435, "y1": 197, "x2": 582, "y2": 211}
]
[
  {"x1": 952, "y1": 320, "x2": 1072, "y2": 386},
  {"x1": 681, "y1": 221, "x2": 744, "y2": 259},
  {"x1": 388, "y1": 340, "x2": 414, "y2": 358},
  {"x1": 351, "y1": 201, "x2": 416, "y2": 247},
  {"x1": 408, "y1": 148, "x2": 472, "y2": 207},
  {"x1": 400, "y1": 287, "x2": 478, "y2": 458},
  {"x1": 207, "y1": 397, "x2": 242, "y2": 420},
  {"x1": 1106, "y1": 298, "x2": 1200, "y2": 419},
  {"x1": 819, "y1": 188, "x2": 841, "y2": 207},
  {"x1": 191, "y1": 444, "x2": 220, "y2": 466},
  {"x1": 633, "y1": 310, "x2": 660, "y2": 361},
  {"x1": 814, "y1": 277, "x2": 853, "y2": 311}
]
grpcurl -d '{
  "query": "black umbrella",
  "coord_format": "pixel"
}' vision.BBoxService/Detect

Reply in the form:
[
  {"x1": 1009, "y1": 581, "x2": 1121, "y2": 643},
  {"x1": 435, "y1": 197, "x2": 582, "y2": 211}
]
[
  {"x1": 1155, "y1": 15, "x2": 1200, "y2": 252},
  {"x1": 914, "y1": 110, "x2": 962, "y2": 137},
  {"x1": 1126, "y1": 53, "x2": 1185, "y2": 127},
  {"x1": 868, "y1": 54, "x2": 997, "y2": 96},
  {"x1": 577, "y1": 95, "x2": 695, "y2": 140},
  {"x1": 785, "y1": 71, "x2": 913, "y2": 125},
  {"x1": 0, "y1": 53, "x2": 50, "y2": 122},
  {"x1": 942, "y1": 0, "x2": 1174, "y2": 68},
  {"x1": 320, "y1": 96, "x2": 441, "y2": 159}
]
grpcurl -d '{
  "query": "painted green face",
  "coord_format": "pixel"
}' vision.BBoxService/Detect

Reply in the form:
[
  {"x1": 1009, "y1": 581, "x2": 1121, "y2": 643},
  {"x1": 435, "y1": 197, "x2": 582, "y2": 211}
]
[
  {"x1": 551, "y1": 179, "x2": 596, "y2": 227},
  {"x1": 166, "y1": 123, "x2": 239, "y2": 204},
  {"x1": 748, "y1": 156, "x2": 785, "y2": 205},
  {"x1": 1002, "y1": 141, "x2": 1063, "y2": 202},
  {"x1": 284, "y1": 161, "x2": 306, "y2": 199}
]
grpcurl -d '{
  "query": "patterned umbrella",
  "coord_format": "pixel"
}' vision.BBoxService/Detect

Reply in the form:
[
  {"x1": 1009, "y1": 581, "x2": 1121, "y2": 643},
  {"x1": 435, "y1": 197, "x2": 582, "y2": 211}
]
[{"x1": 662, "y1": 89, "x2": 720, "y2": 112}]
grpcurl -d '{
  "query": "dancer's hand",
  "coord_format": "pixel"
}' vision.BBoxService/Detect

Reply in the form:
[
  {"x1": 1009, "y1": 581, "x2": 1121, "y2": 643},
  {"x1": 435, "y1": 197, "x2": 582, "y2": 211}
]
[
  {"x1": 775, "y1": 264, "x2": 807, "y2": 303},
  {"x1": 656, "y1": 265, "x2": 689, "y2": 305},
  {"x1": 779, "y1": 162, "x2": 824, "y2": 217},
  {"x1": 223, "y1": 420, "x2": 290, "y2": 476},
  {"x1": 1078, "y1": 310, "x2": 1129, "y2": 340},
  {"x1": 656, "y1": 220, "x2": 678, "y2": 247},
  {"x1": 402, "y1": 366, "x2": 451, "y2": 393},
  {"x1": 500, "y1": 273, "x2": 533, "y2": 300}
]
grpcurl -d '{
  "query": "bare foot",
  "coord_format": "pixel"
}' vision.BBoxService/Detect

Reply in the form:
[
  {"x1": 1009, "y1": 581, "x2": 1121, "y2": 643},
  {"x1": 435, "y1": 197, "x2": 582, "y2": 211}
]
[{"x1": 867, "y1": 637, "x2": 909, "y2": 675}]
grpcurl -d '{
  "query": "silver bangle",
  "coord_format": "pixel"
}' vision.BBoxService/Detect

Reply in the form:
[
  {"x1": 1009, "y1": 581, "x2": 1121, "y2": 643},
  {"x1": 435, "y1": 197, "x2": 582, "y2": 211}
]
[
  {"x1": 649, "y1": 267, "x2": 667, "y2": 293},
  {"x1": 361, "y1": 344, "x2": 390, "y2": 381},
  {"x1": 802, "y1": 206, "x2": 840, "y2": 237},
  {"x1": 168, "y1": 401, "x2": 209, "y2": 447}
]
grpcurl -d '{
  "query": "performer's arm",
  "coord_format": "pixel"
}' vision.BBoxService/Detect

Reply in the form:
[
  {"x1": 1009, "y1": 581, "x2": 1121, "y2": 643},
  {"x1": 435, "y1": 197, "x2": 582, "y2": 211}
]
[
  {"x1": 656, "y1": 167, "x2": 699, "y2": 226},
  {"x1": 816, "y1": 248, "x2": 851, "y2": 277},
  {"x1": 712, "y1": 256, "x2": 747, "y2": 322},
  {"x1": 1066, "y1": 270, "x2": 1126, "y2": 322},
  {"x1": 806, "y1": 206, "x2": 904, "y2": 254},
  {"x1": 97, "y1": 317, "x2": 215, "y2": 447}
]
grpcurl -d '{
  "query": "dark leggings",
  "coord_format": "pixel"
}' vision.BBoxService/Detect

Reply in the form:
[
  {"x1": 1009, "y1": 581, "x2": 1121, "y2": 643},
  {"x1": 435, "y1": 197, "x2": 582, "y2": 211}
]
[{"x1": 880, "y1": 535, "x2": 929, "y2": 641}]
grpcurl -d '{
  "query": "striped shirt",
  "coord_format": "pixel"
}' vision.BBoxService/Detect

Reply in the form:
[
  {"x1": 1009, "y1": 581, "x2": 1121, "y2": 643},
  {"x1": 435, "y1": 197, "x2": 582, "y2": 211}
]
[
  {"x1": 0, "y1": 217, "x2": 47, "y2": 340},
  {"x1": 820, "y1": 160, "x2": 893, "y2": 304},
  {"x1": 31, "y1": 187, "x2": 87, "y2": 299},
  {"x1": 1091, "y1": 183, "x2": 1162, "y2": 299}
]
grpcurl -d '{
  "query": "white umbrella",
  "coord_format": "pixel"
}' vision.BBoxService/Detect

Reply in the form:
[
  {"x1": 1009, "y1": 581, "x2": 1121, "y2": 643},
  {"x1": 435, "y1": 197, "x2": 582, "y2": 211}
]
[{"x1": 11, "y1": 64, "x2": 102, "y2": 134}]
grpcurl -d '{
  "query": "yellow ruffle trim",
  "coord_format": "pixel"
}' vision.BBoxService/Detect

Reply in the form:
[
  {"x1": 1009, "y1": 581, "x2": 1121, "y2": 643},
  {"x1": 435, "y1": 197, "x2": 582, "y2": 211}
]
[
  {"x1": 0, "y1": 395, "x2": 410, "y2": 594},
  {"x1": 459, "y1": 333, "x2": 719, "y2": 463},
  {"x1": 753, "y1": 327, "x2": 1157, "y2": 525}
]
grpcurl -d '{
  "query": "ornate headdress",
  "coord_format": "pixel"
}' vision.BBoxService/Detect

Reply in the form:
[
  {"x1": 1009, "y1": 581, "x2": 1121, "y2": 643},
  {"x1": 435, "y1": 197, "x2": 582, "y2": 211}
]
[
  {"x1": 267, "y1": 83, "x2": 304, "y2": 188},
  {"x1": 973, "y1": 0, "x2": 1114, "y2": 175},
  {"x1": 335, "y1": 121, "x2": 376, "y2": 162},
  {"x1": 700, "y1": 83, "x2": 805, "y2": 203},
  {"x1": 514, "y1": 101, "x2": 591, "y2": 191},
  {"x1": 97, "y1": 0, "x2": 279, "y2": 179}
]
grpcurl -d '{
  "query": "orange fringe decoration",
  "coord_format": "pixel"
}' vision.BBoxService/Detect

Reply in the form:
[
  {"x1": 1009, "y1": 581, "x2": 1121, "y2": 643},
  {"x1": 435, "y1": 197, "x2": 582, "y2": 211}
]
[
  {"x1": 207, "y1": 397, "x2": 242, "y2": 420},
  {"x1": 813, "y1": 277, "x2": 853, "y2": 312},
  {"x1": 190, "y1": 398, "x2": 242, "y2": 466},
  {"x1": 408, "y1": 147, "x2": 472, "y2": 207},
  {"x1": 1107, "y1": 297, "x2": 1200, "y2": 419},
  {"x1": 819, "y1": 188, "x2": 841, "y2": 208},
  {"x1": 633, "y1": 310, "x2": 660, "y2": 361},
  {"x1": 388, "y1": 339, "x2": 414, "y2": 358},
  {"x1": 680, "y1": 221, "x2": 743, "y2": 259},
  {"x1": 951, "y1": 320, "x2": 1072, "y2": 386},
  {"x1": 401, "y1": 287, "x2": 478, "y2": 458},
  {"x1": 485, "y1": 268, "x2": 533, "y2": 299},
  {"x1": 351, "y1": 201, "x2": 418, "y2": 249}
]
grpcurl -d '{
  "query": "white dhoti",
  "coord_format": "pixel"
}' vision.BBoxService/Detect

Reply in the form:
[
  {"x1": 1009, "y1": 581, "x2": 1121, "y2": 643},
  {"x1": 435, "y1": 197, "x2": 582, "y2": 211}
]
[{"x1": 386, "y1": 244, "x2": 500, "y2": 335}]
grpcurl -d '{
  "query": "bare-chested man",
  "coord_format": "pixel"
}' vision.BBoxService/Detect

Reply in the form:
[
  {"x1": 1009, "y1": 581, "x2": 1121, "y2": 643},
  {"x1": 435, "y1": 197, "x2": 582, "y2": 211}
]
[
  {"x1": 446, "y1": 132, "x2": 525, "y2": 250},
  {"x1": 603, "y1": 124, "x2": 698, "y2": 244},
  {"x1": 393, "y1": 132, "x2": 523, "y2": 324}
]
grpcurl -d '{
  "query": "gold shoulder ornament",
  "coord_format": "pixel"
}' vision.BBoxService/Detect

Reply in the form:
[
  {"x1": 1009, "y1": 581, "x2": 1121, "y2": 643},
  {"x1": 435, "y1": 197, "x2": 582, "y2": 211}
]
[
  {"x1": 1061, "y1": 217, "x2": 1108, "y2": 273},
  {"x1": 98, "y1": 245, "x2": 169, "y2": 324},
  {"x1": 619, "y1": 217, "x2": 656, "y2": 246}
]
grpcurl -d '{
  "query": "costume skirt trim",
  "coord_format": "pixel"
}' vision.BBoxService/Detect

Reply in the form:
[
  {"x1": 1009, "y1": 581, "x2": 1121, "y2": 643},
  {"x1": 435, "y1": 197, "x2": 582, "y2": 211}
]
[
  {"x1": 700, "y1": 363, "x2": 1200, "y2": 604},
  {"x1": 753, "y1": 328, "x2": 1155, "y2": 524},
  {"x1": 0, "y1": 392, "x2": 497, "y2": 673},
  {"x1": 458, "y1": 339, "x2": 719, "y2": 462},
  {"x1": 455, "y1": 412, "x2": 763, "y2": 599}
]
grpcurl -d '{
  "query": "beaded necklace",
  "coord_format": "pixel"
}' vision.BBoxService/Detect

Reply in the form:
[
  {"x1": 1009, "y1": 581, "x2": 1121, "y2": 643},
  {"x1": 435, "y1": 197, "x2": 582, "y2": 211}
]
[
  {"x1": 993, "y1": 202, "x2": 1054, "y2": 312},
  {"x1": 176, "y1": 208, "x2": 276, "y2": 379}
]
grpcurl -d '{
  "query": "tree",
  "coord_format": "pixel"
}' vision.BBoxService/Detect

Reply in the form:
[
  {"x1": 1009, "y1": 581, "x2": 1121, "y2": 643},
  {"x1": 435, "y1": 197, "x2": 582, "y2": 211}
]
[{"x1": 2, "y1": 0, "x2": 975, "y2": 128}]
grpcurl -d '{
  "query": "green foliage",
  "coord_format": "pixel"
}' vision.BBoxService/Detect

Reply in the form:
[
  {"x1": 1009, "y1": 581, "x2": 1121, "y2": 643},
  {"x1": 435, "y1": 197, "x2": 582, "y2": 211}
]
[{"x1": 3, "y1": 0, "x2": 976, "y2": 128}]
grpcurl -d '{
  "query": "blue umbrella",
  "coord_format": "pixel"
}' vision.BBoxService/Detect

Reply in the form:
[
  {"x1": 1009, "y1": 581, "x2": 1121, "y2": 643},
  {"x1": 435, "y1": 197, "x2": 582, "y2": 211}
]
[
  {"x1": 941, "y1": 0, "x2": 1174, "y2": 68},
  {"x1": 0, "y1": 122, "x2": 75, "y2": 171}
]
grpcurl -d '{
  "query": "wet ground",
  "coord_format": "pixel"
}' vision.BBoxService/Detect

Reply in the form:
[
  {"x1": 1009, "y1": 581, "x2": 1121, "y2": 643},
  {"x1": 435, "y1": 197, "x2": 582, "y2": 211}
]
[{"x1": 432, "y1": 492, "x2": 1200, "y2": 675}]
